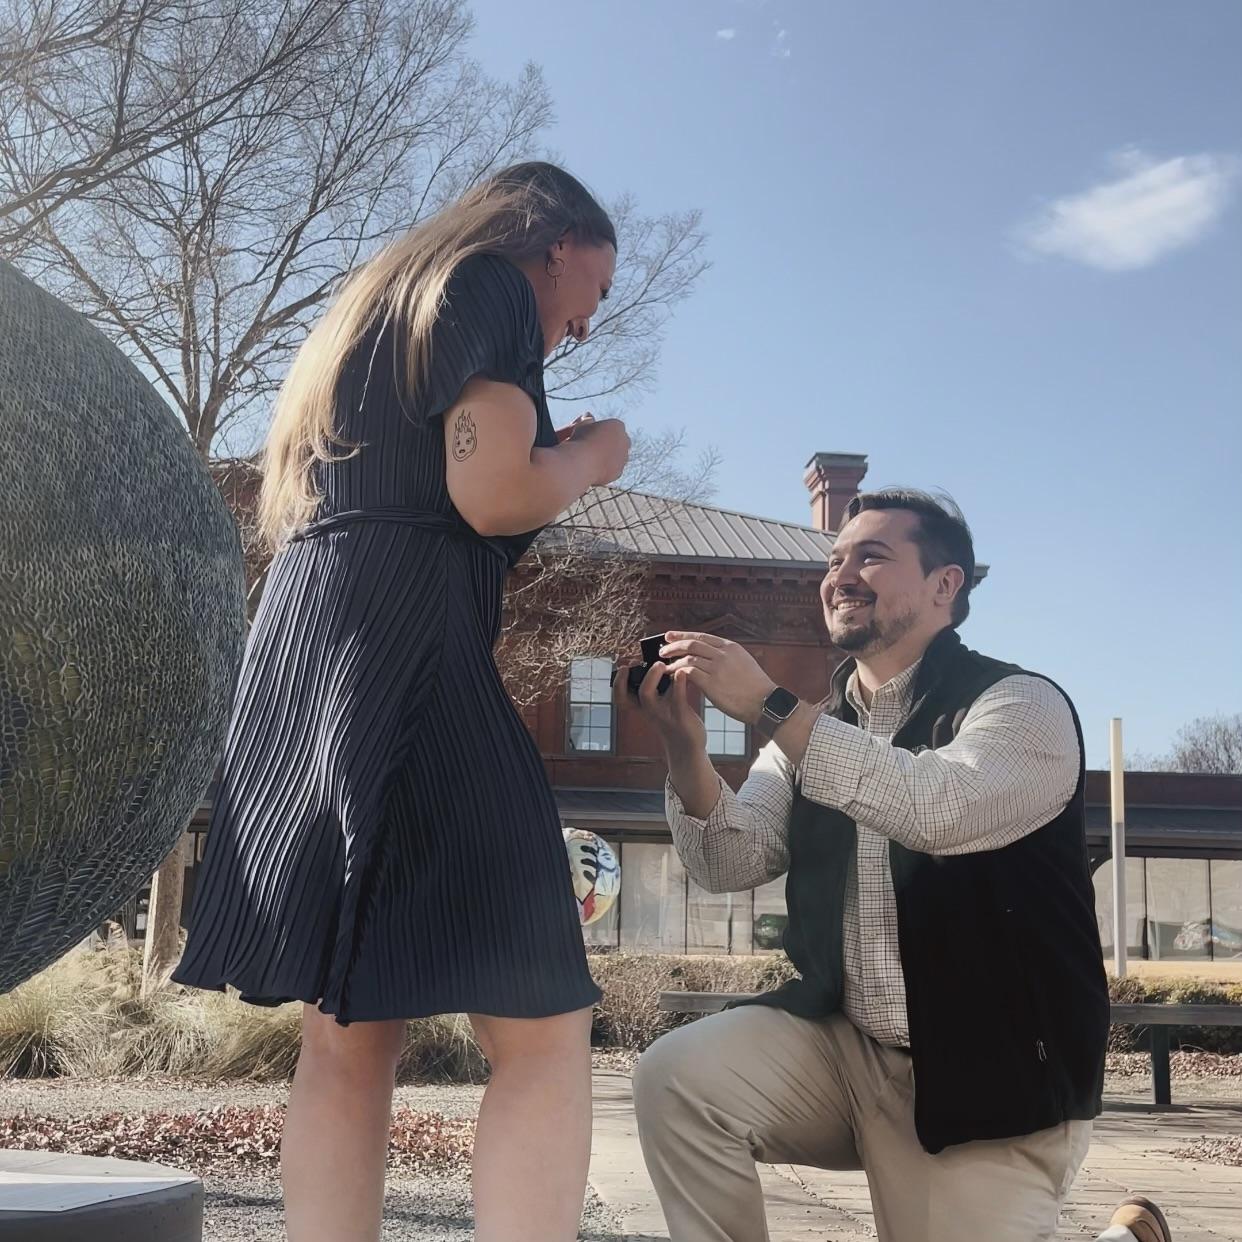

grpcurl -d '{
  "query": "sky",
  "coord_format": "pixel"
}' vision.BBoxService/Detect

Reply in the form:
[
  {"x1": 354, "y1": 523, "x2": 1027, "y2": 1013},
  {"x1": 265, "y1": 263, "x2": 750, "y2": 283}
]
[{"x1": 463, "y1": 0, "x2": 1242, "y2": 767}]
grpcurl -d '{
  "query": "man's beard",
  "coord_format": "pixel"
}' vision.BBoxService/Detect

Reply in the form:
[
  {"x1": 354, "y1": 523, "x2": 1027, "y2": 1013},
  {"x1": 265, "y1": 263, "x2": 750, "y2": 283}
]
[{"x1": 828, "y1": 602, "x2": 919, "y2": 655}]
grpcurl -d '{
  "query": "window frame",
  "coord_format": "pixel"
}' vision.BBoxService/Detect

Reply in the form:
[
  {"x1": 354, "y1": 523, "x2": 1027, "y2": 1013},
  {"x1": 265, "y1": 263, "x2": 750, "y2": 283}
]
[
  {"x1": 701, "y1": 700, "x2": 750, "y2": 760},
  {"x1": 565, "y1": 655, "x2": 617, "y2": 755}
]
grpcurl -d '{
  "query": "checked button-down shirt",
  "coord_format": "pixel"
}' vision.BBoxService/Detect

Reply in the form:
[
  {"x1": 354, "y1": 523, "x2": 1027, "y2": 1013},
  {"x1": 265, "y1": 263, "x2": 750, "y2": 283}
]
[{"x1": 666, "y1": 663, "x2": 1080, "y2": 1048}]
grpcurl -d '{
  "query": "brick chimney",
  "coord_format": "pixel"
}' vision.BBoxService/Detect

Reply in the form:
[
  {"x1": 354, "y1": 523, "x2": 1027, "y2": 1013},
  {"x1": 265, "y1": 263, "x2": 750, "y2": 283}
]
[{"x1": 804, "y1": 452, "x2": 868, "y2": 534}]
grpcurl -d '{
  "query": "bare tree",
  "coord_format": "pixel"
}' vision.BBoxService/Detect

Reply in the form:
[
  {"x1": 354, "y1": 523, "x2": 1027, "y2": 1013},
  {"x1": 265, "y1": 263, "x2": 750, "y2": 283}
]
[
  {"x1": 1166, "y1": 714, "x2": 1241, "y2": 774},
  {"x1": 544, "y1": 197, "x2": 708, "y2": 411},
  {"x1": 6, "y1": 0, "x2": 554, "y2": 456},
  {"x1": 0, "y1": 0, "x2": 355, "y2": 248},
  {"x1": 4, "y1": 2, "x2": 709, "y2": 457},
  {"x1": 1128, "y1": 714, "x2": 1242, "y2": 774}
]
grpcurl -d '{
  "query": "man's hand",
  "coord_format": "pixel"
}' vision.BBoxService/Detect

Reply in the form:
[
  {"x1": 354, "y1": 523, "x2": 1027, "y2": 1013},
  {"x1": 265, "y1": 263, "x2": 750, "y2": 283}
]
[
  {"x1": 659, "y1": 631, "x2": 776, "y2": 726},
  {"x1": 633, "y1": 655, "x2": 724, "y2": 819},
  {"x1": 636, "y1": 659, "x2": 706, "y2": 758}
]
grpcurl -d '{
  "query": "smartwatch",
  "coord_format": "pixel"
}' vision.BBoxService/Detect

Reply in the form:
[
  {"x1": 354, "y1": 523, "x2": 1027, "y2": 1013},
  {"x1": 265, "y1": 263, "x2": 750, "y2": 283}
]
[{"x1": 756, "y1": 686, "x2": 799, "y2": 735}]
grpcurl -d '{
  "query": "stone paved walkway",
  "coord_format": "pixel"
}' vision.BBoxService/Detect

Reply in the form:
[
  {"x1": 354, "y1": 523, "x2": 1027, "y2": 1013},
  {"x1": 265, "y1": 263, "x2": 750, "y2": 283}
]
[{"x1": 589, "y1": 1072, "x2": 1242, "y2": 1241}]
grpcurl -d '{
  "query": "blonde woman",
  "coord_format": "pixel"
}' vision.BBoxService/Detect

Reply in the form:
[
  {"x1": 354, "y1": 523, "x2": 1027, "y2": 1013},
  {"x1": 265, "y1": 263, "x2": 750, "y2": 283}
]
[{"x1": 173, "y1": 162, "x2": 628, "y2": 1242}]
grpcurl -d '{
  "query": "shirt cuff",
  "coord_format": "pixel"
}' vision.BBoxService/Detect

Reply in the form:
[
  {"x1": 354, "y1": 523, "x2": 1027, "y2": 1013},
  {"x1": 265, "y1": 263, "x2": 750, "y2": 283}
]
[
  {"x1": 665, "y1": 773, "x2": 731, "y2": 830},
  {"x1": 798, "y1": 712, "x2": 873, "y2": 812}
]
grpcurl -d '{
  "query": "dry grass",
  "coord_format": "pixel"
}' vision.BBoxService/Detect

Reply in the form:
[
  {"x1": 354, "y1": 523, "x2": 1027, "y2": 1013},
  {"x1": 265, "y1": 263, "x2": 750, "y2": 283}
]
[
  {"x1": 1118, "y1": 960, "x2": 1242, "y2": 986},
  {"x1": 0, "y1": 946, "x2": 486, "y2": 1083}
]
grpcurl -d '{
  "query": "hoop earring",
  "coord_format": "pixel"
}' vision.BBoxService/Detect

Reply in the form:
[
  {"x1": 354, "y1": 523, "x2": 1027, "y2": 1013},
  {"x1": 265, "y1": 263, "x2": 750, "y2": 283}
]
[{"x1": 546, "y1": 254, "x2": 565, "y2": 289}]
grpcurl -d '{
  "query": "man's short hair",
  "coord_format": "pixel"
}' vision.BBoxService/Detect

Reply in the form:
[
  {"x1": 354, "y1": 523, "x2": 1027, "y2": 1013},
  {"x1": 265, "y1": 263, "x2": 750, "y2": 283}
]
[{"x1": 840, "y1": 488, "x2": 976, "y2": 627}]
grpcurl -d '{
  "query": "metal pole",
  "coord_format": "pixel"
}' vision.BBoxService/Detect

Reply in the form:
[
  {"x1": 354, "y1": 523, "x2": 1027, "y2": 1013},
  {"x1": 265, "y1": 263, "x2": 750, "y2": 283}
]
[{"x1": 1110, "y1": 718, "x2": 1127, "y2": 978}]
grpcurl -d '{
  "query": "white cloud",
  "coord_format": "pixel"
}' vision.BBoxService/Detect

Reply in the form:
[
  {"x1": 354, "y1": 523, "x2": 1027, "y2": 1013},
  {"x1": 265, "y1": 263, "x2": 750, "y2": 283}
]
[
  {"x1": 771, "y1": 27, "x2": 791, "y2": 58},
  {"x1": 715, "y1": 27, "x2": 736, "y2": 40},
  {"x1": 1015, "y1": 148, "x2": 1239, "y2": 271}
]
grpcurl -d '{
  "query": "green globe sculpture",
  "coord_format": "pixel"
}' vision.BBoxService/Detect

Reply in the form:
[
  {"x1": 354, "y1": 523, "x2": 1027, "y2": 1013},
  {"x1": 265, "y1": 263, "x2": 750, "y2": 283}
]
[{"x1": 0, "y1": 260, "x2": 246, "y2": 993}]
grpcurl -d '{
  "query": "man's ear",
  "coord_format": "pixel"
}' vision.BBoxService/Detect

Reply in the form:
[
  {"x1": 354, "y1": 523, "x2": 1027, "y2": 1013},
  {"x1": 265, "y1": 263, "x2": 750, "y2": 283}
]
[{"x1": 937, "y1": 564, "x2": 966, "y2": 611}]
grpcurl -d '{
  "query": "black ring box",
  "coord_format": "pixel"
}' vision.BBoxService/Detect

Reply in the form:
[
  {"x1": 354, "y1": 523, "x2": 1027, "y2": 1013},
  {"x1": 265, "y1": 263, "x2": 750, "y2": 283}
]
[{"x1": 610, "y1": 633, "x2": 673, "y2": 696}]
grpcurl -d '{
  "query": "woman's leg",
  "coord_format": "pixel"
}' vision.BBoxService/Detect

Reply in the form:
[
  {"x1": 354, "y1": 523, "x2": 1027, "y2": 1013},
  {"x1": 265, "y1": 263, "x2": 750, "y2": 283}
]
[
  {"x1": 281, "y1": 1004, "x2": 407, "y2": 1242},
  {"x1": 469, "y1": 1006, "x2": 594, "y2": 1242}
]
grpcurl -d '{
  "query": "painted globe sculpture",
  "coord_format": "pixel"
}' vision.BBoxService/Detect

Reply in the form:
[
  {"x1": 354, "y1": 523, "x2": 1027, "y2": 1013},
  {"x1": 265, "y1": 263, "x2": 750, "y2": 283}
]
[
  {"x1": 563, "y1": 828, "x2": 620, "y2": 927},
  {"x1": 0, "y1": 260, "x2": 246, "y2": 994}
]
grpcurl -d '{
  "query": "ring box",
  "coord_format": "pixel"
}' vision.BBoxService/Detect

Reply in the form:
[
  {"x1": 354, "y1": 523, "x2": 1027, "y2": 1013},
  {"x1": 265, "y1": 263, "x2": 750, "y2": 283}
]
[{"x1": 610, "y1": 633, "x2": 673, "y2": 697}]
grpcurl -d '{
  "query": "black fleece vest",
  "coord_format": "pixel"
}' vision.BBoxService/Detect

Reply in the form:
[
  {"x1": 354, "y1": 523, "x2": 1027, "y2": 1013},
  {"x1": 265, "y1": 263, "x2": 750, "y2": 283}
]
[{"x1": 741, "y1": 629, "x2": 1109, "y2": 1154}]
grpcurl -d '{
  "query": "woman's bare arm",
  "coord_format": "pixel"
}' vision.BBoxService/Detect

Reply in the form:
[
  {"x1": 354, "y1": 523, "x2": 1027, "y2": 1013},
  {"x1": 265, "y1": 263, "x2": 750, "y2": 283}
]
[{"x1": 444, "y1": 376, "x2": 626, "y2": 537}]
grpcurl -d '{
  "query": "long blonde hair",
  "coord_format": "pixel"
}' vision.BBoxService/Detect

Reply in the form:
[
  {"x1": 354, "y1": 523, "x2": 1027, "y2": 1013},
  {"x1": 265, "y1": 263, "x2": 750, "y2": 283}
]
[{"x1": 259, "y1": 162, "x2": 615, "y2": 548}]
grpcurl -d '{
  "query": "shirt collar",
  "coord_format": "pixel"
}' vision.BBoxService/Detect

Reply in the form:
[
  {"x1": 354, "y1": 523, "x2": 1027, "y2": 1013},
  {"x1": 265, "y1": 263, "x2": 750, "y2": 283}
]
[{"x1": 846, "y1": 658, "x2": 923, "y2": 718}]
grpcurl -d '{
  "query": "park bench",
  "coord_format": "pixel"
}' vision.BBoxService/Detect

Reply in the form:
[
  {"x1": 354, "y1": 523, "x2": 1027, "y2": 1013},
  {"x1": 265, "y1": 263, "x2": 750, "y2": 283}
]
[{"x1": 658, "y1": 992, "x2": 1242, "y2": 1107}]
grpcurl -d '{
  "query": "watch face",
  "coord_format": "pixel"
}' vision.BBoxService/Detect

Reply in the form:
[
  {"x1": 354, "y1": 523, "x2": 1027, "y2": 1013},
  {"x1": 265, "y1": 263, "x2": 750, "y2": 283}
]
[{"x1": 764, "y1": 687, "x2": 799, "y2": 720}]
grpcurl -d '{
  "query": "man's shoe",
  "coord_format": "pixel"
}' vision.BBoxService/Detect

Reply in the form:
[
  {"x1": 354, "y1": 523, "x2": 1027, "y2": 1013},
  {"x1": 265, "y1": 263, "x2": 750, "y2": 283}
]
[{"x1": 1108, "y1": 1196, "x2": 1172, "y2": 1242}]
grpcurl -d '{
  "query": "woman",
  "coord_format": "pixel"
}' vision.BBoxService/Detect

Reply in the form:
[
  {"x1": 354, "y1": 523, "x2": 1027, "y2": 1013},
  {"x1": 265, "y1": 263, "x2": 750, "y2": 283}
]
[{"x1": 173, "y1": 162, "x2": 629, "y2": 1242}]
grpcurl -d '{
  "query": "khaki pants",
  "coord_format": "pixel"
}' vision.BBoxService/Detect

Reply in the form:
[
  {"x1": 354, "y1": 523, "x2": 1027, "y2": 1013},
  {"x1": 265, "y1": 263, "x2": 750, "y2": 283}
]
[{"x1": 633, "y1": 1005, "x2": 1092, "y2": 1242}]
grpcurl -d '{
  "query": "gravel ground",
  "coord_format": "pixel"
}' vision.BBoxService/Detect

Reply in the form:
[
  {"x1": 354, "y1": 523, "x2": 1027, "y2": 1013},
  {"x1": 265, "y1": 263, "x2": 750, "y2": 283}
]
[
  {"x1": 202, "y1": 1171, "x2": 624, "y2": 1241},
  {"x1": 0, "y1": 1077, "x2": 623, "y2": 1241},
  {"x1": 4, "y1": 1065, "x2": 1240, "y2": 1240}
]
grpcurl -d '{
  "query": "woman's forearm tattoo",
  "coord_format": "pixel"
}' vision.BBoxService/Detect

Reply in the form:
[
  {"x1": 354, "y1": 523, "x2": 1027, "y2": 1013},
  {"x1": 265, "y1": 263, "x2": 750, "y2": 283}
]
[{"x1": 452, "y1": 410, "x2": 478, "y2": 461}]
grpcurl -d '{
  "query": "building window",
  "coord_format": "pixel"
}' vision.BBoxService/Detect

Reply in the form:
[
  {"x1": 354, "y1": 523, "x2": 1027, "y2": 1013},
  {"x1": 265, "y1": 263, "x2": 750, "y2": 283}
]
[
  {"x1": 687, "y1": 880, "x2": 754, "y2": 955},
  {"x1": 704, "y1": 704, "x2": 748, "y2": 757},
  {"x1": 568, "y1": 657, "x2": 614, "y2": 752},
  {"x1": 576, "y1": 839, "x2": 785, "y2": 956},
  {"x1": 752, "y1": 876, "x2": 788, "y2": 953},
  {"x1": 619, "y1": 842, "x2": 687, "y2": 952},
  {"x1": 1094, "y1": 857, "x2": 1242, "y2": 962}
]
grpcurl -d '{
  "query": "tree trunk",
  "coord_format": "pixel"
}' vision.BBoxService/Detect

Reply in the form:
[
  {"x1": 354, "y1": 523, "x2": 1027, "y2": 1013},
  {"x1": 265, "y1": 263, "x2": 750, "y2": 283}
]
[{"x1": 142, "y1": 834, "x2": 188, "y2": 996}]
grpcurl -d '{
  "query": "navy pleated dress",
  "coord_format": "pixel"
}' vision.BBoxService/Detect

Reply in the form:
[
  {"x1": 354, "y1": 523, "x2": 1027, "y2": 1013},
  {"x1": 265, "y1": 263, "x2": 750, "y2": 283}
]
[{"x1": 173, "y1": 254, "x2": 602, "y2": 1023}]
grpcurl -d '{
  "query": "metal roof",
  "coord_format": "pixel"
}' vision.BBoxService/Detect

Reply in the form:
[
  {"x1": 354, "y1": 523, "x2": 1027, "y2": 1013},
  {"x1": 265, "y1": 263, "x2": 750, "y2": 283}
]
[
  {"x1": 544, "y1": 487, "x2": 992, "y2": 583},
  {"x1": 543, "y1": 486, "x2": 836, "y2": 569}
]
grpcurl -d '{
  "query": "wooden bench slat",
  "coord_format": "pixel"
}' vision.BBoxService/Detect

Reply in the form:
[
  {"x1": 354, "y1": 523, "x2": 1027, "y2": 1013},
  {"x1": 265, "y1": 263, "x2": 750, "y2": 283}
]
[
  {"x1": 657, "y1": 992, "x2": 756, "y2": 1013},
  {"x1": 1108, "y1": 1003, "x2": 1242, "y2": 1025},
  {"x1": 659, "y1": 992, "x2": 1242, "y2": 1025}
]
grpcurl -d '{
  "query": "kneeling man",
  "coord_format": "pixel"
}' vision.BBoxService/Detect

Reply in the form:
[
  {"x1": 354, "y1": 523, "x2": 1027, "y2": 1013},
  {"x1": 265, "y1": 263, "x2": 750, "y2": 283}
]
[{"x1": 634, "y1": 489, "x2": 1168, "y2": 1242}]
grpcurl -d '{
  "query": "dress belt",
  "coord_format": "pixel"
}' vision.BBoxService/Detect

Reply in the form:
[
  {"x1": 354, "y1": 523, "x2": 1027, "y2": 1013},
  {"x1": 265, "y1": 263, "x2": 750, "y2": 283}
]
[{"x1": 287, "y1": 506, "x2": 509, "y2": 562}]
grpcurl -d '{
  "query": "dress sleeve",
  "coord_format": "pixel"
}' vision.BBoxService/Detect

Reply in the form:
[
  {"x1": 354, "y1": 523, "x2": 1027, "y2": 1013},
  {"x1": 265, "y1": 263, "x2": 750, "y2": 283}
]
[{"x1": 416, "y1": 252, "x2": 544, "y2": 424}]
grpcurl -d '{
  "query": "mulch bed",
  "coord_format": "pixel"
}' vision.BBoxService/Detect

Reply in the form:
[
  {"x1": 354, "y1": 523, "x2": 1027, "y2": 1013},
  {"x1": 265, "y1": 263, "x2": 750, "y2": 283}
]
[
  {"x1": 0, "y1": 1105, "x2": 475, "y2": 1175},
  {"x1": 1106, "y1": 1051, "x2": 1242, "y2": 1078},
  {"x1": 1175, "y1": 1135, "x2": 1242, "y2": 1166}
]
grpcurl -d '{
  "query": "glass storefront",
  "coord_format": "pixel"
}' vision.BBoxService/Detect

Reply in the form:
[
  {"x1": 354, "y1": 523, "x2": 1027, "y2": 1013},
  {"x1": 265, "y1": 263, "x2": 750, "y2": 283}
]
[
  {"x1": 582, "y1": 835, "x2": 1242, "y2": 961},
  {"x1": 584, "y1": 837, "x2": 785, "y2": 955},
  {"x1": 1095, "y1": 856, "x2": 1242, "y2": 961}
]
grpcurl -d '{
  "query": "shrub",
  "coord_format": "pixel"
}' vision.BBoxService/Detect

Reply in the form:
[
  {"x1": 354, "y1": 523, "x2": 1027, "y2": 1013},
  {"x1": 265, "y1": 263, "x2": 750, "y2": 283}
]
[
  {"x1": 1106, "y1": 975, "x2": 1242, "y2": 1054},
  {"x1": 589, "y1": 953, "x2": 795, "y2": 1051},
  {"x1": 10, "y1": 947, "x2": 1241, "y2": 1080}
]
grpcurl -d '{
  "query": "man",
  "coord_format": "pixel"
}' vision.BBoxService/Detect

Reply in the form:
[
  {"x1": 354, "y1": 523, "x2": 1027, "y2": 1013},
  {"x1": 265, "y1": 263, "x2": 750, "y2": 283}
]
[{"x1": 633, "y1": 489, "x2": 1170, "y2": 1242}]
